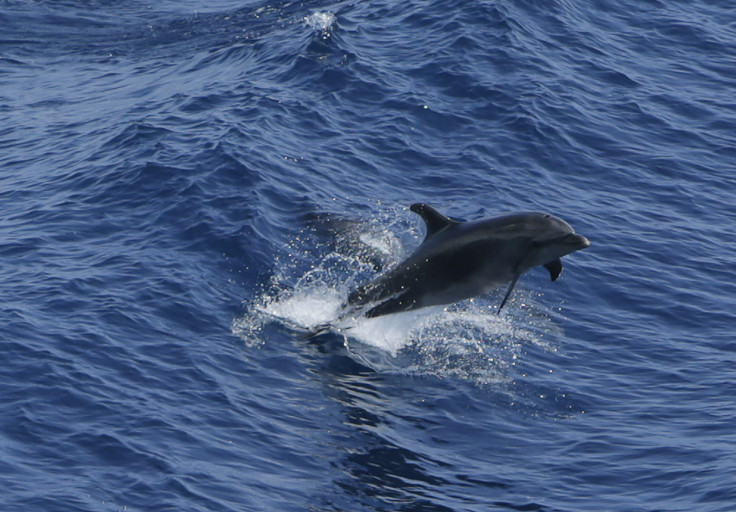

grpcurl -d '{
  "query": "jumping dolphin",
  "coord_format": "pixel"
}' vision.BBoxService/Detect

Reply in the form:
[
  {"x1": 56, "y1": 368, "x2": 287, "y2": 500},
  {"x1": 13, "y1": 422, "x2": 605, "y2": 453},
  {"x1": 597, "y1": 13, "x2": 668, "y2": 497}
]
[{"x1": 344, "y1": 203, "x2": 590, "y2": 319}]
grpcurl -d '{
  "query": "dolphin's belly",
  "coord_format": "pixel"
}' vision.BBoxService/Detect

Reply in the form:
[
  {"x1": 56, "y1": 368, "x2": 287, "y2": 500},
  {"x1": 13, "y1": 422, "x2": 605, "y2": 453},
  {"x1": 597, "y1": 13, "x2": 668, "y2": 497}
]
[
  {"x1": 397, "y1": 243, "x2": 516, "y2": 309},
  {"x1": 413, "y1": 267, "x2": 511, "y2": 309},
  {"x1": 347, "y1": 236, "x2": 528, "y2": 317}
]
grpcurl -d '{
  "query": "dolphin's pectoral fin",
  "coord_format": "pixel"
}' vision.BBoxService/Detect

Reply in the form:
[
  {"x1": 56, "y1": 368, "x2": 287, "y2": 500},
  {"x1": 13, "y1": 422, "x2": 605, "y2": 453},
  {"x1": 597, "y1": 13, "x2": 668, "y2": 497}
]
[
  {"x1": 498, "y1": 273, "x2": 520, "y2": 314},
  {"x1": 544, "y1": 258, "x2": 563, "y2": 281},
  {"x1": 410, "y1": 203, "x2": 460, "y2": 240}
]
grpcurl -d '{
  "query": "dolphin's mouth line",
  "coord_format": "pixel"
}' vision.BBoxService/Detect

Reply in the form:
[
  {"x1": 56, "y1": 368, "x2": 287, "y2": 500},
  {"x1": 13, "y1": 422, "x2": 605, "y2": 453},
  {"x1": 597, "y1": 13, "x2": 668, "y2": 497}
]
[{"x1": 540, "y1": 233, "x2": 590, "y2": 247}]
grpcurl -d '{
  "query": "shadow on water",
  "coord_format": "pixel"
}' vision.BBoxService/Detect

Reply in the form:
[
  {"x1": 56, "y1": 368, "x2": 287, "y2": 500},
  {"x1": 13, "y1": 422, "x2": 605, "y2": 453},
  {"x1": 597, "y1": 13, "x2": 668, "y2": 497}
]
[{"x1": 304, "y1": 330, "x2": 559, "y2": 512}]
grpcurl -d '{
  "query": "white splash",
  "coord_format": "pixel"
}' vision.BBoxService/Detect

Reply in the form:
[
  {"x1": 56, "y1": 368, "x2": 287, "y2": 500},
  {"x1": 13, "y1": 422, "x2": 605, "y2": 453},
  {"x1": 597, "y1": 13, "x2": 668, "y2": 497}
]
[
  {"x1": 343, "y1": 308, "x2": 439, "y2": 355},
  {"x1": 305, "y1": 12, "x2": 336, "y2": 32},
  {"x1": 259, "y1": 284, "x2": 343, "y2": 331},
  {"x1": 358, "y1": 230, "x2": 399, "y2": 256}
]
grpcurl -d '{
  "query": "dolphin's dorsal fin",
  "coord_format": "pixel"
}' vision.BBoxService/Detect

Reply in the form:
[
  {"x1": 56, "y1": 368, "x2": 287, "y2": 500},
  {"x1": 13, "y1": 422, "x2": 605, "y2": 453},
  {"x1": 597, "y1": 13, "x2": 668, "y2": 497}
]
[
  {"x1": 410, "y1": 203, "x2": 460, "y2": 239},
  {"x1": 544, "y1": 258, "x2": 563, "y2": 281}
]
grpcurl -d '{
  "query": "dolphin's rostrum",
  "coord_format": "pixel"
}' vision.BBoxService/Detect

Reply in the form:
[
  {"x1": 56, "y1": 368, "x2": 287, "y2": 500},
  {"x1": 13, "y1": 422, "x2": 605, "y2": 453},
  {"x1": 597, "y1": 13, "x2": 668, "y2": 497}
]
[{"x1": 344, "y1": 203, "x2": 590, "y2": 319}]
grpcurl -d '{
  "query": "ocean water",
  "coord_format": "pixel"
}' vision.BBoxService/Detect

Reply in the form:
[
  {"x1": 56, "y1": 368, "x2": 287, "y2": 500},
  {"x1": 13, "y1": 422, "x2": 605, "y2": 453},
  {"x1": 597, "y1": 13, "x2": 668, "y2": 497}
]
[{"x1": 2, "y1": 0, "x2": 735, "y2": 511}]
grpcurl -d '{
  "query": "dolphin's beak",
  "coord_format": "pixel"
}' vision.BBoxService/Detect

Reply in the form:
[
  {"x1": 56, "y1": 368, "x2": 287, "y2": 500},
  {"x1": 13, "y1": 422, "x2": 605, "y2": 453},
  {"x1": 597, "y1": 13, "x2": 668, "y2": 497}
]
[{"x1": 565, "y1": 233, "x2": 590, "y2": 249}]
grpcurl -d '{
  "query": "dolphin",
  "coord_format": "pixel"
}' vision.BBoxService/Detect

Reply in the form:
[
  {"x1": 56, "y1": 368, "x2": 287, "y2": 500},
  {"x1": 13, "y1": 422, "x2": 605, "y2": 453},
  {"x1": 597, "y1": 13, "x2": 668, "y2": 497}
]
[{"x1": 343, "y1": 203, "x2": 590, "y2": 319}]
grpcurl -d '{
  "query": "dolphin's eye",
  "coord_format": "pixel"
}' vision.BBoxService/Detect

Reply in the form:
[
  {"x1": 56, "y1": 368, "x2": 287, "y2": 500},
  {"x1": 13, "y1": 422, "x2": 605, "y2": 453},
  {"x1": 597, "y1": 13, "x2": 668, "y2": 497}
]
[{"x1": 543, "y1": 214, "x2": 550, "y2": 218}]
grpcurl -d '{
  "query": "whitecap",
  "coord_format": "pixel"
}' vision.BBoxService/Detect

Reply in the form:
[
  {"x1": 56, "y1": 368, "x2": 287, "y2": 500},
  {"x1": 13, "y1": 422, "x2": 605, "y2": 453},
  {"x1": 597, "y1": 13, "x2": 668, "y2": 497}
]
[{"x1": 305, "y1": 12, "x2": 336, "y2": 32}]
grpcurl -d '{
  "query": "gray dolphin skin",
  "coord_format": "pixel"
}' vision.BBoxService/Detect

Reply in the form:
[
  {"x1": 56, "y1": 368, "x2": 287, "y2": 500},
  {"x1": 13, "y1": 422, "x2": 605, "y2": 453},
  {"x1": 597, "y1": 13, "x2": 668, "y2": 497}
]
[{"x1": 344, "y1": 203, "x2": 590, "y2": 318}]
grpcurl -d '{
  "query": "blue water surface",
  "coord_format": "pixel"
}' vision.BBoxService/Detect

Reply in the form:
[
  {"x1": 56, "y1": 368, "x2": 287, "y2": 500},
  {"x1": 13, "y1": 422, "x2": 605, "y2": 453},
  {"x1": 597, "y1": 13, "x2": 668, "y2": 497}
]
[{"x1": 2, "y1": 0, "x2": 735, "y2": 511}]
